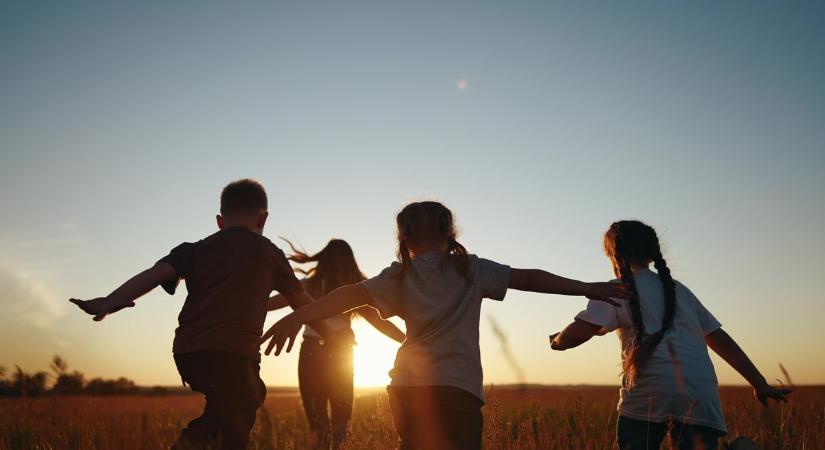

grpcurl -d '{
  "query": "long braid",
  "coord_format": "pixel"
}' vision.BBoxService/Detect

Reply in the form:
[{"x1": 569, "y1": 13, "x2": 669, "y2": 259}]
[
  {"x1": 606, "y1": 220, "x2": 678, "y2": 387},
  {"x1": 653, "y1": 250, "x2": 677, "y2": 333},
  {"x1": 618, "y1": 260, "x2": 644, "y2": 385}
]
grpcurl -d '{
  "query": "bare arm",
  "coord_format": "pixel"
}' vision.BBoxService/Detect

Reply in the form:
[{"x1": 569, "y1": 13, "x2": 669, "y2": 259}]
[
  {"x1": 357, "y1": 306, "x2": 405, "y2": 343},
  {"x1": 267, "y1": 293, "x2": 290, "y2": 311},
  {"x1": 550, "y1": 319, "x2": 602, "y2": 351},
  {"x1": 705, "y1": 328, "x2": 792, "y2": 406},
  {"x1": 280, "y1": 289, "x2": 344, "y2": 343},
  {"x1": 69, "y1": 262, "x2": 177, "y2": 321},
  {"x1": 508, "y1": 269, "x2": 626, "y2": 305},
  {"x1": 262, "y1": 284, "x2": 372, "y2": 355}
]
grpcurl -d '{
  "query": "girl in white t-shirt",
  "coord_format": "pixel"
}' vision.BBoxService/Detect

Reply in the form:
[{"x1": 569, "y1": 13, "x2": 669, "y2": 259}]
[
  {"x1": 550, "y1": 220, "x2": 791, "y2": 450},
  {"x1": 261, "y1": 201, "x2": 627, "y2": 450}
]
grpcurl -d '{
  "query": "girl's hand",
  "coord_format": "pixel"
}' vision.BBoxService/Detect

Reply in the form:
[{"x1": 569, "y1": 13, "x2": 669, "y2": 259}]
[
  {"x1": 69, "y1": 297, "x2": 134, "y2": 321},
  {"x1": 260, "y1": 315, "x2": 303, "y2": 356},
  {"x1": 584, "y1": 282, "x2": 627, "y2": 306},
  {"x1": 754, "y1": 383, "x2": 792, "y2": 406}
]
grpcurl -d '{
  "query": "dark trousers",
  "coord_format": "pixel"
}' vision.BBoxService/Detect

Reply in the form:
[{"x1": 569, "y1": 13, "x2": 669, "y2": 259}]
[
  {"x1": 387, "y1": 385, "x2": 483, "y2": 450},
  {"x1": 298, "y1": 337, "x2": 354, "y2": 450},
  {"x1": 617, "y1": 415, "x2": 723, "y2": 450},
  {"x1": 172, "y1": 351, "x2": 266, "y2": 450}
]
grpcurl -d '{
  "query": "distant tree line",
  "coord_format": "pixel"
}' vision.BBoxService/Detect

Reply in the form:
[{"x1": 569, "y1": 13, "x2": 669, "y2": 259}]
[{"x1": 0, "y1": 355, "x2": 170, "y2": 398}]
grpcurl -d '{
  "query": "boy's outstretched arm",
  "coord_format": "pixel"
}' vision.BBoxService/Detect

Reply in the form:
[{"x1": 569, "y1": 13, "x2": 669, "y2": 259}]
[
  {"x1": 69, "y1": 262, "x2": 177, "y2": 321},
  {"x1": 550, "y1": 319, "x2": 602, "y2": 351},
  {"x1": 261, "y1": 284, "x2": 371, "y2": 356},
  {"x1": 508, "y1": 269, "x2": 627, "y2": 305},
  {"x1": 705, "y1": 328, "x2": 792, "y2": 406},
  {"x1": 357, "y1": 306, "x2": 405, "y2": 343}
]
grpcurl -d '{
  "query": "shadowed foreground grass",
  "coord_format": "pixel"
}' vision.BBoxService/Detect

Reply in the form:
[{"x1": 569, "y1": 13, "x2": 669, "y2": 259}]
[{"x1": 1, "y1": 386, "x2": 822, "y2": 449}]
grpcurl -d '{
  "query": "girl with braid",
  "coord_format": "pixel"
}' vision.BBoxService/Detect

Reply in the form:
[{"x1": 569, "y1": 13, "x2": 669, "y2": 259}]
[
  {"x1": 261, "y1": 201, "x2": 628, "y2": 450},
  {"x1": 550, "y1": 220, "x2": 791, "y2": 450}
]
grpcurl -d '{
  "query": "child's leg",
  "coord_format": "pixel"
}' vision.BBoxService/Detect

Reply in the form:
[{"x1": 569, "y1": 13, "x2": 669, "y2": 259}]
[
  {"x1": 207, "y1": 351, "x2": 267, "y2": 450},
  {"x1": 387, "y1": 386, "x2": 480, "y2": 450},
  {"x1": 668, "y1": 421, "x2": 722, "y2": 450},
  {"x1": 432, "y1": 386, "x2": 483, "y2": 450},
  {"x1": 172, "y1": 352, "x2": 221, "y2": 449},
  {"x1": 387, "y1": 386, "x2": 425, "y2": 450},
  {"x1": 299, "y1": 339, "x2": 332, "y2": 450},
  {"x1": 328, "y1": 345, "x2": 354, "y2": 449},
  {"x1": 616, "y1": 416, "x2": 667, "y2": 450}
]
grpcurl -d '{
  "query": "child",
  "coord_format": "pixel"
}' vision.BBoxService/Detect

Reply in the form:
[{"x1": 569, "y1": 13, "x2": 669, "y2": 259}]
[
  {"x1": 267, "y1": 238, "x2": 405, "y2": 450},
  {"x1": 550, "y1": 220, "x2": 791, "y2": 450},
  {"x1": 70, "y1": 179, "x2": 341, "y2": 450},
  {"x1": 260, "y1": 201, "x2": 627, "y2": 450}
]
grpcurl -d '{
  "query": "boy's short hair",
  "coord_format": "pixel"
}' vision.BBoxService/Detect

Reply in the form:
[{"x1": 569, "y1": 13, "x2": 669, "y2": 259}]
[{"x1": 220, "y1": 179, "x2": 268, "y2": 215}]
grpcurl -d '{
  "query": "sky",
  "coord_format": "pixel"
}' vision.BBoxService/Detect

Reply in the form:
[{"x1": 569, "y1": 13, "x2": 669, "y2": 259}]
[{"x1": 1, "y1": 1, "x2": 824, "y2": 388}]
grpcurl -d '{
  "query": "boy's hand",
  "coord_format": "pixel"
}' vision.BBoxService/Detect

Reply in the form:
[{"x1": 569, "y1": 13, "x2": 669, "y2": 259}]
[
  {"x1": 754, "y1": 384, "x2": 792, "y2": 407},
  {"x1": 69, "y1": 297, "x2": 134, "y2": 321},
  {"x1": 260, "y1": 315, "x2": 303, "y2": 356},
  {"x1": 584, "y1": 282, "x2": 627, "y2": 306}
]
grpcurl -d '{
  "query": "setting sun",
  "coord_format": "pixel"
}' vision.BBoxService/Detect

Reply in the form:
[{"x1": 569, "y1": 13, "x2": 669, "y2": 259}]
[{"x1": 352, "y1": 318, "x2": 403, "y2": 387}]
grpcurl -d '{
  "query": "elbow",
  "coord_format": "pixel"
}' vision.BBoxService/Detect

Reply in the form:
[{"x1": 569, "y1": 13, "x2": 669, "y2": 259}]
[{"x1": 551, "y1": 341, "x2": 570, "y2": 351}]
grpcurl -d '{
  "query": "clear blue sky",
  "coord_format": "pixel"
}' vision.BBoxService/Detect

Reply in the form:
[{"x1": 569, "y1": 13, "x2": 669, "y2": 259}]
[{"x1": 1, "y1": 1, "x2": 823, "y2": 386}]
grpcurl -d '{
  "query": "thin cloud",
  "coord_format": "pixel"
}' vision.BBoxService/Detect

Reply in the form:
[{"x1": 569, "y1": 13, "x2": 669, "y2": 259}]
[{"x1": 0, "y1": 263, "x2": 65, "y2": 328}]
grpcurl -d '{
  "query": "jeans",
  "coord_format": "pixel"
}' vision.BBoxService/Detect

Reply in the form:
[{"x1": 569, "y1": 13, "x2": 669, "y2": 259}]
[
  {"x1": 171, "y1": 351, "x2": 266, "y2": 450},
  {"x1": 387, "y1": 385, "x2": 484, "y2": 450},
  {"x1": 617, "y1": 415, "x2": 723, "y2": 450},
  {"x1": 298, "y1": 337, "x2": 354, "y2": 450}
]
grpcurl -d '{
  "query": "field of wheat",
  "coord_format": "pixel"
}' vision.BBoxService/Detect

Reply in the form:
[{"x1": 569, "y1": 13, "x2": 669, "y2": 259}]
[{"x1": 1, "y1": 386, "x2": 822, "y2": 450}]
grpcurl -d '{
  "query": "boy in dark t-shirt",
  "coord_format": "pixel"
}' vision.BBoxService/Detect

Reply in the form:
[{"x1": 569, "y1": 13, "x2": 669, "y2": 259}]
[{"x1": 70, "y1": 179, "x2": 342, "y2": 449}]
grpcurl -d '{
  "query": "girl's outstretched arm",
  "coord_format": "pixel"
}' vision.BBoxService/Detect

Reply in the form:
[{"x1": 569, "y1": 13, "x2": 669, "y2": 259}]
[
  {"x1": 550, "y1": 319, "x2": 602, "y2": 351},
  {"x1": 358, "y1": 306, "x2": 405, "y2": 343},
  {"x1": 266, "y1": 293, "x2": 290, "y2": 311},
  {"x1": 705, "y1": 328, "x2": 792, "y2": 406},
  {"x1": 261, "y1": 284, "x2": 371, "y2": 355},
  {"x1": 508, "y1": 269, "x2": 627, "y2": 305}
]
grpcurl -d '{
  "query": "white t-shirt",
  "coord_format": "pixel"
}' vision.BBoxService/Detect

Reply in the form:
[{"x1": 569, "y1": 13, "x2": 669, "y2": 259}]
[
  {"x1": 361, "y1": 251, "x2": 511, "y2": 402},
  {"x1": 575, "y1": 268, "x2": 727, "y2": 433}
]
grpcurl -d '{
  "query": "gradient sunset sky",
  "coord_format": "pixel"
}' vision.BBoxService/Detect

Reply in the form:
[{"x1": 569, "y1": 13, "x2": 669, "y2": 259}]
[{"x1": 1, "y1": 1, "x2": 823, "y2": 387}]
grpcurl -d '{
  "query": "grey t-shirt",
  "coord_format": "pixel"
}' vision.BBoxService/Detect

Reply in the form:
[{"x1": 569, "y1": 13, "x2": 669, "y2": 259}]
[{"x1": 360, "y1": 251, "x2": 511, "y2": 402}]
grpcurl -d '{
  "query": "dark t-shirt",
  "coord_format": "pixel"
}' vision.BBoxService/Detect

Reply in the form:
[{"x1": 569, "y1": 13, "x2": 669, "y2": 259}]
[{"x1": 158, "y1": 227, "x2": 302, "y2": 361}]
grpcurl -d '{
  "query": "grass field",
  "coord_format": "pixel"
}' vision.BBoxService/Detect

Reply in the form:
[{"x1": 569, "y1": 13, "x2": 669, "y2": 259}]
[{"x1": 1, "y1": 386, "x2": 822, "y2": 450}]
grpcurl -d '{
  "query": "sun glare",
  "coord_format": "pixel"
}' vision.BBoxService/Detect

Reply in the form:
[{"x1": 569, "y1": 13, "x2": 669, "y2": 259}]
[{"x1": 352, "y1": 319, "x2": 401, "y2": 387}]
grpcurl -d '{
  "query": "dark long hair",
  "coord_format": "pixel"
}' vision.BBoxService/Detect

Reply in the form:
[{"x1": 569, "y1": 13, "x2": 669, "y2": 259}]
[
  {"x1": 281, "y1": 238, "x2": 367, "y2": 299},
  {"x1": 395, "y1": 201, "x2": 471, "y2": 281},
  {"x1": 604, "y1": 220, "x2": 676, "y2": 386}
]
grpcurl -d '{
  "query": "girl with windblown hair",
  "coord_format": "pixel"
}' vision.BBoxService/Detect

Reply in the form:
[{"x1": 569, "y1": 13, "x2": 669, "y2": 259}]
[
  {"x1": 550, "y1": 220, "x2": 791, "y2": 450},
  {"x1": 267, "y1": 239, "x2": 405, "y2": 450},
  {"x1": 261, "y1": 201, "x2": 627, "y2": 450}
]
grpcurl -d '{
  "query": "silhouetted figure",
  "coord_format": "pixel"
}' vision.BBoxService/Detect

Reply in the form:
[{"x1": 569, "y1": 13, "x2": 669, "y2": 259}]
[
  {"x1": 261, "y1": 201, "x2": 627, "y2": 450},
  {"x1": 551, "y1": 220, "x2": 791, "y2": 450},
  {"x1": 70, "y1": 179, "x2": 343, "y2": 450},
  {"x1": 267, "y1": 239, "x2": 404, "y2": 449}
]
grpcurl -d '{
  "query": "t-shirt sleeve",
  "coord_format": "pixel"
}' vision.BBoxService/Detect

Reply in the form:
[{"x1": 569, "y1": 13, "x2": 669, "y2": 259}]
[
  {"x1": 477, "y1": 258, "x2": 511, "y2": 301},
  {"x1": 360, "y1": 262, "x2": 403, "y2": 319},
  {"x1": 575, "y1": 300, "x2": 621, "y2": 332},
  {"x1": 156, "y1": 242, "x2": 194, "y2": 295},
  {"x1": 694, "y1": 296, "x2": 722, "y2": 335},
  {"x1": 269, "y1": 245, "x2": 303, "y2": 298}
]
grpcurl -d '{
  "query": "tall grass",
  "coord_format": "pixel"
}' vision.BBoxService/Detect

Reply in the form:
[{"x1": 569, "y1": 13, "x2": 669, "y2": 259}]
[{"x1": 1, "y1": 386, "x2": 821, "y2": 449}]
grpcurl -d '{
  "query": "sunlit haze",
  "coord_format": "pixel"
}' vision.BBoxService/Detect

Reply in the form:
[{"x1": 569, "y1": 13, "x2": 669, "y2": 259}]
[{"x1": 1, "y1": 1, "x2": 824, "y2": 388}]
